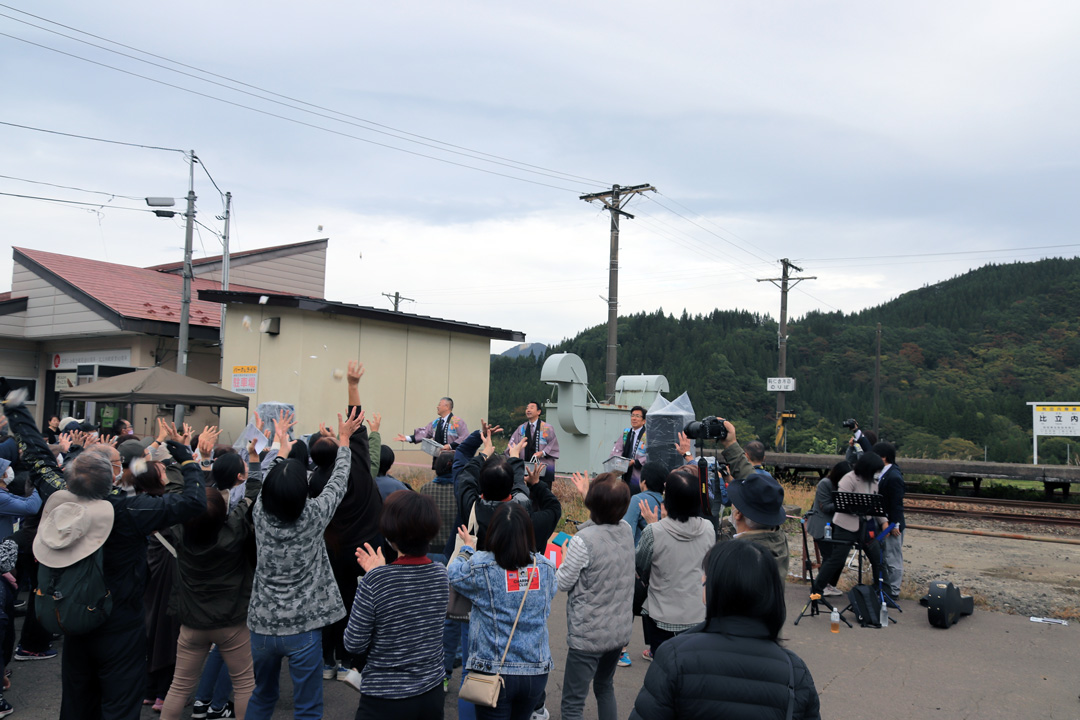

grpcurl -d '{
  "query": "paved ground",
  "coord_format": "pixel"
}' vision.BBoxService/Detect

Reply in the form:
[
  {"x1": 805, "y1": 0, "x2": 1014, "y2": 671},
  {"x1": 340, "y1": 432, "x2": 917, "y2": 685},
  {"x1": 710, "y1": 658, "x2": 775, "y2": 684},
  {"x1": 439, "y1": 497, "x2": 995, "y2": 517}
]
[{"x1": 7, "y1": 580, "x2": 1078, "y2": 719}]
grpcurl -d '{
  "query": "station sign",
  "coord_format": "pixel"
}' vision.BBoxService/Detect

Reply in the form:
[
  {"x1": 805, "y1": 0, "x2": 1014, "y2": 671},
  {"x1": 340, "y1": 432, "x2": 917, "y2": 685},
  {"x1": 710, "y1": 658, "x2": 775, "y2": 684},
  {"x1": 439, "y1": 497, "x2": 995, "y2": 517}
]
[{"x1": 767, "y1": 377, "x2": 796, "y2": 392}]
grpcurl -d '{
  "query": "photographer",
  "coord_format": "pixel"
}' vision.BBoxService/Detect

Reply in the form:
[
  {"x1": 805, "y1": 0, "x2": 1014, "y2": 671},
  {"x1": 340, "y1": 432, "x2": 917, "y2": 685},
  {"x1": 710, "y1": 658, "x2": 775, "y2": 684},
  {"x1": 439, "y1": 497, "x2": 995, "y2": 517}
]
[
  {"x1": 712, "y1": 425, "x2": 790, "y2": 581},
  {"x1": 842, "y1": 419, "x2": 876, "y2": 465}
]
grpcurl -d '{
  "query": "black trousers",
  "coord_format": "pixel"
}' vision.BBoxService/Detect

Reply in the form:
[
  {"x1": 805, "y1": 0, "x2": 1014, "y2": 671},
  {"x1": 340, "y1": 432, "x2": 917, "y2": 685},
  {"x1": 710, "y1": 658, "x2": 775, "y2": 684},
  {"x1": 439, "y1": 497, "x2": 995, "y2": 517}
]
[
  {"x1": 60, "y1": 621, "x2": 147, "y2": 720},
  {"x1": 354, "y1": 683, "x2": 443, "y2": 720},
  {"x1": 812, "y1": 526, "x2": 883, "y2": 594}
]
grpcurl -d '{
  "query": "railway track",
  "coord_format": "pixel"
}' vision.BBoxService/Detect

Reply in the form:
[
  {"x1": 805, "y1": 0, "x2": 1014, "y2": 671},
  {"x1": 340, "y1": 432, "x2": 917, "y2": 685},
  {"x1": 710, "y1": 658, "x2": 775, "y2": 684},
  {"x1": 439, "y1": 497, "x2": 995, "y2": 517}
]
[{"x1": 905, "y1": 493, "x2": 1080, "y2": 527}]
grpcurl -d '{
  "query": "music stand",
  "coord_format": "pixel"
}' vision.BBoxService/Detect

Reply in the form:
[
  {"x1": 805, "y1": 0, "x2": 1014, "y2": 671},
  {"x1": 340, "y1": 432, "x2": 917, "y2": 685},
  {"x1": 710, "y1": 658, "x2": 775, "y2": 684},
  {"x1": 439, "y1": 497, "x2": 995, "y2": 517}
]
[
  {"x1": 794, "y1": 518, "x2": 851, "y2": 627},
  {"x1": 833, "y1": 491, "x2": 899, "y2": 626}
]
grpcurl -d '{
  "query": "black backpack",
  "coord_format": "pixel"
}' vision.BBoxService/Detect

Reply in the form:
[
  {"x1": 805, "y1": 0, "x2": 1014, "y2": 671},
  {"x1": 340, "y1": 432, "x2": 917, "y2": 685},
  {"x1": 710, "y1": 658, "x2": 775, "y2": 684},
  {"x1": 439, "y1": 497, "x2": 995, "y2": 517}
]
[
  {"x1": 846, "y1": 585, "x2": 881, "y2": 628},
  {"x1": 36, "y1": 547, "x2": 113, "y2": 635}
]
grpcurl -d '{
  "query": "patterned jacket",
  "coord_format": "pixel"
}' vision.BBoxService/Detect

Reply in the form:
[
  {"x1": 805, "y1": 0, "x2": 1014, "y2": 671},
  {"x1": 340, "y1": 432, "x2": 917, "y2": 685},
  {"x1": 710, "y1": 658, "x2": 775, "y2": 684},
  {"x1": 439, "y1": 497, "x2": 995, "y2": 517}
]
[{"x1": 247, "y1": 445, "x2": 352, "y2": 636}]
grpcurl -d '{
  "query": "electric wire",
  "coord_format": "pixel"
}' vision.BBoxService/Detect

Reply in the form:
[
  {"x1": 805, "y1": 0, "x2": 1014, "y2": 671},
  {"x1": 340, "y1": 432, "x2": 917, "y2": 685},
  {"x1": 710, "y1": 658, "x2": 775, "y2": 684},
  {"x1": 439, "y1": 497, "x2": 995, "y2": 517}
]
[
  {"x1": 797, "y1": 242, "x2": 1080, "y2": 263},
  {"x1": 0, "y1": 119, "x2": 184, "y2": 153},
  {"x1": 0, "y1": 30, "x2": 584, "y2": 194},
  {"x1": 0, "y1": 190, "x2": 154, "y2": 212},
  {"x1": 641, "y1": 193, "x2": 777, "y2": 268},
  {"x1": 0, "y1": 3, "x2": 610, "y2": 187},
  {"x1": 0, "y1": 173, "x2": 144, "y2": 201}
]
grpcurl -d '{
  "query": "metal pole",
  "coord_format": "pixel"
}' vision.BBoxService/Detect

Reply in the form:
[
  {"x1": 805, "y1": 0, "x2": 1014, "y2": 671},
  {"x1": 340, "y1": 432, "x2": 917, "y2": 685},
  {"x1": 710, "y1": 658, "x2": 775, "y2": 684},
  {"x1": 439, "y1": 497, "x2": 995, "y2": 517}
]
[
  {"x1": 218, "y1": 191, "x2": 232, "y2": 383},
  {"x1": 873, "y1": 322, "x2": 881, "y2": 437},
  {"x1": 174, "y1": 151, "x2": 196, "y2": 425},
  {"x1": 605, "y1": 185, "x2": 621, "y2": 403},
  {"x1": 775, "y1": 260, "x2": 790, "y2": 450}
]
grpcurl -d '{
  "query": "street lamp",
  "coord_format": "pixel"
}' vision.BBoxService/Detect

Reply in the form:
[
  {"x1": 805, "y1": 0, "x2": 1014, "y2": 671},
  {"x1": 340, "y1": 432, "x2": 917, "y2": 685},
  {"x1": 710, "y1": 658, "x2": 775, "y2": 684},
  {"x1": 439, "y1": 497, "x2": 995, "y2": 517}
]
[{"x1": 146, "y1": 151, "x2": 196, "y2": 425}]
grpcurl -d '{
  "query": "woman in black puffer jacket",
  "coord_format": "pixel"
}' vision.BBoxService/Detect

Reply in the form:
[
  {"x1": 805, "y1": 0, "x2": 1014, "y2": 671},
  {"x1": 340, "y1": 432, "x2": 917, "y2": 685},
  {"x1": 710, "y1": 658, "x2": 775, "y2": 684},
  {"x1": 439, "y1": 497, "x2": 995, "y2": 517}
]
[{"x1": 629, "y1": 540, "x2": 821, "y2": 720}]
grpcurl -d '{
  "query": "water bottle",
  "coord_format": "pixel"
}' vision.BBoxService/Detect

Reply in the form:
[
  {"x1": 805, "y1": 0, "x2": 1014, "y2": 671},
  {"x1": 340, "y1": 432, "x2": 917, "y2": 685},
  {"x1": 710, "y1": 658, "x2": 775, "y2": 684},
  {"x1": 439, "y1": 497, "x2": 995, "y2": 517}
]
[
  {"x1": 830, "y1": 607, "x2": 840, "y2": 633},
  {"x1": 880, "y1": 599, "x2": 889, "y2": 628},
  {"x1": 824, "y1": 522, "x2": 832, "y2": 540}
]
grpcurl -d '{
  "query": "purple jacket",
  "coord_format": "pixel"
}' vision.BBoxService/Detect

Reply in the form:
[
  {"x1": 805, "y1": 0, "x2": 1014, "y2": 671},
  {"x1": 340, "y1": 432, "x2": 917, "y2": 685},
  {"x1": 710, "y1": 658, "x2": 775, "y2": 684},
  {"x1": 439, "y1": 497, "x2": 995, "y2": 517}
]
[
  {"x1": 410, "y1": 414, "x2": 468, "y2": 448},
  {"x1": 508, "y1": 421, "x2": 560, "y2": 474}
]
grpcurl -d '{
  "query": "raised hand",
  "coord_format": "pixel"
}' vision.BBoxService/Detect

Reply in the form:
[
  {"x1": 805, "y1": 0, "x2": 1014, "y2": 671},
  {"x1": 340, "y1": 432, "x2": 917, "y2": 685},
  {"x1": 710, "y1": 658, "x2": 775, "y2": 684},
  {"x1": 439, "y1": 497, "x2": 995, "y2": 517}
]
[
  {"x1": 506, "y1": 436, "x2": 526, "y2": 459},
  {"x1": 640, "y1": 498, "x2": 666, "y2": 524},
  {"x1": 366, "y1": 412, "x2": 382, "y2": 433},
  {"x1": 346, "y1": 361, "x2": 365, "y2": 385},
  {"x1": 273, "y1": 410, "x2": 296, "y2": 457},
  {"x1": 525, "y1": 462, "x2": 543, "y2": 487},
  {"x1": 456, "y1": 524, "x2": 476, "y2": 549},
  {"x1": 571, "y1": 471, "x2": 590, "y2": 498},
  {"x1": 338, "y1": 407, "x2": 364, "y2": 447},
  {"x1": 354, "y1": 542, "x2": 385, "y2": 571}
]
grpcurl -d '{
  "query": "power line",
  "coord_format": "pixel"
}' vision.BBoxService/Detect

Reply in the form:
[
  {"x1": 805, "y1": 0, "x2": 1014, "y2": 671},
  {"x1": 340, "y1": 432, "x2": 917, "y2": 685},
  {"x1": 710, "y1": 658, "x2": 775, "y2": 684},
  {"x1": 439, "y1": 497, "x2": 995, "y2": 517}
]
[
  {"x1": 798, "y1": 242, "x2": 1080, "y2": 263},
  {"x1": 0, "y1": 189, "x2": 153, "y2": 212},
  {"x1": 0, "y1": 29, "x2": 584, "y2": 194},
  {"x1": 0, "y1": 119, "x2": 184, "y2": 153},
  {"x1": 0, "y1": 3, "x2": 610, "y2": 187},
  {"x1": 0, "y1": 173, "x2": 144, "y2": 200},
  {"x1": 642, "y1": 193, "x2": 777, "y2": 267}
]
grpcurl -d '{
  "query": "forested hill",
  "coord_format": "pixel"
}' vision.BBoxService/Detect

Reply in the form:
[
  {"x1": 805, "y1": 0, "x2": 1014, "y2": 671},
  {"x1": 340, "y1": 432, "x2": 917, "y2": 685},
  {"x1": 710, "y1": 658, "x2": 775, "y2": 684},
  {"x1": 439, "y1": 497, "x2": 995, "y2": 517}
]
[{"x1": 489, "y1": 257, "x2": 1080, "y2": 464}]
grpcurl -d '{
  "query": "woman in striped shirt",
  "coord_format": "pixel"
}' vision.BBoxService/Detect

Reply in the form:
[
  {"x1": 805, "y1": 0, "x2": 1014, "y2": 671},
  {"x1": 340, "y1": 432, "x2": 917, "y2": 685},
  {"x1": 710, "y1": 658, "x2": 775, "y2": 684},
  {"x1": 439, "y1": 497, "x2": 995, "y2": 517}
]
[{"x1": 345, "y1": 489, "x2": 449, "y2": 719}]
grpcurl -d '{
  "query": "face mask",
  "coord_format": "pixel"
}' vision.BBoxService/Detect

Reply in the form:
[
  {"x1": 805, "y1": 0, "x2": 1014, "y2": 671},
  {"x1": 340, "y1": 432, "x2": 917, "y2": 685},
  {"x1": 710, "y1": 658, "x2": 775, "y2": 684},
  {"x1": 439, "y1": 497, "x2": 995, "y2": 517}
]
[{"x1": 115, "y1": 470, "x2": 124, "y2": 483}]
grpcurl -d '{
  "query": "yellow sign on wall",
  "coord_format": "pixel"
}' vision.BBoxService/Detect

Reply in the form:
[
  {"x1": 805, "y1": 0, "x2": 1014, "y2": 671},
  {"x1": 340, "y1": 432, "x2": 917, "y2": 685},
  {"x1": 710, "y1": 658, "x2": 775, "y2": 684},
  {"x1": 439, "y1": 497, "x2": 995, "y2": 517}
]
[{"x1": 232, "y1": 365, "x2": 258, "y2": 394}]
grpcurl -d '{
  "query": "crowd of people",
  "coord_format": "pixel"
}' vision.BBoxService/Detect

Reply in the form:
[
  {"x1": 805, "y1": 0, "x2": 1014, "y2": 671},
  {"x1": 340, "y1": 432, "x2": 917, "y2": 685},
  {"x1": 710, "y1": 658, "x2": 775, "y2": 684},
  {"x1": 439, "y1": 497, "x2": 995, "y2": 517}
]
[{"x1": 0, "y1": 366, "x2": 924, "y2": 719}]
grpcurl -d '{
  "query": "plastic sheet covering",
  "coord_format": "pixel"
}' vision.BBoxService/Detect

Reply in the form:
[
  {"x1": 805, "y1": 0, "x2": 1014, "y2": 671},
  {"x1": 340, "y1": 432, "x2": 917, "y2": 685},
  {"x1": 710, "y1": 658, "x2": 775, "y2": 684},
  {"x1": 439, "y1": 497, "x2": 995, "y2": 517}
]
[
  {"x1": 255, "y1": 402, "x2": 297, "y2": 439},
  {"x1": 645, "y1": 392, "x2": 696, "y2": 472}
]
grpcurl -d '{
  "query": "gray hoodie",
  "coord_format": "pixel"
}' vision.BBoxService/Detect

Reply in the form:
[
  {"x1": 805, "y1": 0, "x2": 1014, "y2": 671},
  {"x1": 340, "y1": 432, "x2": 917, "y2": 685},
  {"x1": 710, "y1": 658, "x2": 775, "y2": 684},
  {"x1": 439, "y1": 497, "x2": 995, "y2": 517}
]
[{"x1": 638, "y1": 516, "x2": 714, "y2": 627}]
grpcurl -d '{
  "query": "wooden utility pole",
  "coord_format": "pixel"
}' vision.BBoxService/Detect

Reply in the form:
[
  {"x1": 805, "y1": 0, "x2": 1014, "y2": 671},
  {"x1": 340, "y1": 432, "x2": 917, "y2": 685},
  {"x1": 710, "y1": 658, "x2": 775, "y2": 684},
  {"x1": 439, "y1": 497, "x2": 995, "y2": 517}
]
[
  {"x1": 758, "y1": 259, "x2": 815, "y2": 451},
  {"x1": 580, "y1": 183, "x2": 655, "y2": 402},
  {"x1": 382, "y1": 291, "x2": 414, "y2": 312},
  {"x1": 874, "y1": 323, "x2": 882, "y2": 437}
]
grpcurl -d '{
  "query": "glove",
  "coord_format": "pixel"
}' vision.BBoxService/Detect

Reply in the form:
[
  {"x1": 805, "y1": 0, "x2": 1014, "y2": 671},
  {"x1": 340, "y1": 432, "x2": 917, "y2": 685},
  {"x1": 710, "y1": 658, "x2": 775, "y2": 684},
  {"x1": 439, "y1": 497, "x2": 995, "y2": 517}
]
[{"x1": 165, "y1": 439, "x2": 194, "y2": 464}]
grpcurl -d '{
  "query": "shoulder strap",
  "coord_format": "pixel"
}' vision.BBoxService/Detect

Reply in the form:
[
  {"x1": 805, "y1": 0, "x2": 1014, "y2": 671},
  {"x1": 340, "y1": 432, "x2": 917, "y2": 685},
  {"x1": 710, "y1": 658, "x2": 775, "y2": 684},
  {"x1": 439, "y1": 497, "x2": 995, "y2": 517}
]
[
  {"x1": 153, "y1": 531, "x2": 178, "y2": 559},
  {"x1": 495, "y1": 558, "x2": 537, "y2": 672}
]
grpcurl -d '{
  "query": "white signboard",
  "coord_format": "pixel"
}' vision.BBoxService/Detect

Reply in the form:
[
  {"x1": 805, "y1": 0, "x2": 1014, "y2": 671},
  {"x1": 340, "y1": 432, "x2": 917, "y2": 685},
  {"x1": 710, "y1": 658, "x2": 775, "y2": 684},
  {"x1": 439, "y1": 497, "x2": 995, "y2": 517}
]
[
  {"x1": 51, "y1": 349, "x2": 131, "y2": 370},
  {"x1": 767, "y1": 377, "x2": 796, "y2": 392},
  {"x1": 1027, "y1": 402, "x2": 1080, "y2": 464},
  {"x1": 54, "y1": 372, "x2": 77, "y2": 392},
  {"x1": 231, "y1": 365, "x2": 258, "y2": 394}
]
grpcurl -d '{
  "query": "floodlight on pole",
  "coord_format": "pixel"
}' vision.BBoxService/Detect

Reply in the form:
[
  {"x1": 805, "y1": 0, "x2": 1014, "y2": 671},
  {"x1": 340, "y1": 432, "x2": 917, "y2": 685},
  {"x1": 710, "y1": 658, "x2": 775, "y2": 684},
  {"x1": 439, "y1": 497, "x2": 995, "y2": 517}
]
[{"x1": 145, "y1": 197, "x2": 176, "y2": 208}]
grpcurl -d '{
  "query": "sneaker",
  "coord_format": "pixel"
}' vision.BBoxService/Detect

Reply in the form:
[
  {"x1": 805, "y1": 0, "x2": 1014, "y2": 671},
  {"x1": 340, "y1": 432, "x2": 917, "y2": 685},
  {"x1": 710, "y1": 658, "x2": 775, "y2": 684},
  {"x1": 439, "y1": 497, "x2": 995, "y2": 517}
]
[
  {"x1": 0, "y1": 698, "x2": 13, "y2": 719},
  {"x1": 207, "y1": 702, "x2": 235, "y2": 719},
  {"x1": 322, "y1": 663, "x2": 336, "y2": 680},
  {"x1": 14, "y1": 645, "x2": 56, "y2": 661},
  {"x1": 152, "y1": 697, "x2": 164, "y2": 712},
  {"x1": 192, "y1": 700, "x2": 211, "y2": 719},
  {"x1": 617, "y1": 651, "x2": 632, "y2": 667},
  {"x1": 335, "y1": 665, "x2": 351, "y2": 682},
  {"x1": 341, "y1": 669, "x2": 362, "y2": 693},
  {"x1": 823, "y1": 585, "x2": 843, "y2": 597},
  {"x1": 530, "y1": 707, "x2": 549, "y2": 720},
  {"x1": 642, "y1": 649, "x2": 653, "y2": 661}
]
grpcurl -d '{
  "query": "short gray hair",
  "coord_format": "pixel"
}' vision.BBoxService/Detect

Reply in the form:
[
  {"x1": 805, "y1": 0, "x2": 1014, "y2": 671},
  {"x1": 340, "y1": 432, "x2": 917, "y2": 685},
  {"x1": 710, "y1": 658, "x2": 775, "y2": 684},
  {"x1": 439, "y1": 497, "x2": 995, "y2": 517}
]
[
  {"x1": 65, "y1": 447, "x2": 114, "y2": 500},
  {"x1": 441, "y1": 397, "x2": 454, "y2": 410},
  {"x1": 735, "y1": 505, "x2": 767, "y2": 531}
]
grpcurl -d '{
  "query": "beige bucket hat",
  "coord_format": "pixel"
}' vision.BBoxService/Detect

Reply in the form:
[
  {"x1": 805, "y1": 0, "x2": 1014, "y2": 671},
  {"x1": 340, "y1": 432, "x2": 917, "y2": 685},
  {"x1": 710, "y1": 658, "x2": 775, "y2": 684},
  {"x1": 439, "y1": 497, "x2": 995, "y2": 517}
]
[{"x1": 33, "y1": 490, "x2": 114, "y2": 568}]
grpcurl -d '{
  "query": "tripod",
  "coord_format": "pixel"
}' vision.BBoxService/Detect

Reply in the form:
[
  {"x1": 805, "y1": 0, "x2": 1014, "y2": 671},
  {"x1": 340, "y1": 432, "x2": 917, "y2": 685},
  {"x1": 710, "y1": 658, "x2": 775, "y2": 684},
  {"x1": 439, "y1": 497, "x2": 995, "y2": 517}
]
[{"x1": 794, "y1": 518, "x2": 851, "y2": 627}]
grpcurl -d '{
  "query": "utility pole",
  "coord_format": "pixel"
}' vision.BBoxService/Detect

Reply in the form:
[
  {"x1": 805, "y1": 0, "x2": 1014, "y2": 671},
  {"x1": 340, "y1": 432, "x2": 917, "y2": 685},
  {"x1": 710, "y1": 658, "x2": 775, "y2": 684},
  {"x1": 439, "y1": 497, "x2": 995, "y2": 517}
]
[
  {"x1": 218, "y1": 191, "x2": 232, "y2": 383},
  {"x1": 873, "y1": 322, "x2": 882, "y2": 437},
  {"x1": 382, "y1": 291, "x2": 414, "y2": 312},
  {"x1": 579, "y1": 183, "x2": 655, "y2": 402},
  {"x1": 174, "y1": 151, "x2": 197, "y2": 426},
  {"x1": 758, "y1": 259, "x2": 815, "y2": 451}
]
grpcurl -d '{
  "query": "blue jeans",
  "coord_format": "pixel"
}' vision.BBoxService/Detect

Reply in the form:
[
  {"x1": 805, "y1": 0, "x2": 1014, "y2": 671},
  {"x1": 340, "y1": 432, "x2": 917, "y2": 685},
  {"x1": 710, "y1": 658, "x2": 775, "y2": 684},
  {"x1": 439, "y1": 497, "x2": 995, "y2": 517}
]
[
  {"x1": 443, "y1": 618, "x2": 469, "y2": 677},
  {"x1": 194, "y1": 645, "x2": 232, "y2": 708},
  {"x1": 246, "y1": 630, "x2": 323, "y2": 720},
  {"x1": 474, "y1": 673, "x2": 548, "y2": 720}
]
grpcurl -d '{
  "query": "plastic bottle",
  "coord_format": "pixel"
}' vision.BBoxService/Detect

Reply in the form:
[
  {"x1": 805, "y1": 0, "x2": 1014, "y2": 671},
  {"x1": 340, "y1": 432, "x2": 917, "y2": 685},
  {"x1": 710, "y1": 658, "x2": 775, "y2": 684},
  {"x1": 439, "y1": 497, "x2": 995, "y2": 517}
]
[
  {"x1": 830, "y1": 607, "x2": 840, "y2": 633},
  {"x1": 880, "y1": 599, "x2": 889, "y2": 628},
  {"x1": 824, "y1": 522, "x2": 832, "y2": 540}
]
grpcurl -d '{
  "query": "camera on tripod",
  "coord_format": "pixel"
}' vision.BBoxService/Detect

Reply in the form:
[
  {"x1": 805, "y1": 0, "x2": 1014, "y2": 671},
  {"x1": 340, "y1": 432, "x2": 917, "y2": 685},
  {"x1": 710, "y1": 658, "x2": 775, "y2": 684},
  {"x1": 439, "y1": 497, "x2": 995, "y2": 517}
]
[
  {"x1": 684, "y1": 416, "x2": 728, "y2": 441},
  {"x1": 841, "y1": 418, "x2": 859, "y2": 430}
]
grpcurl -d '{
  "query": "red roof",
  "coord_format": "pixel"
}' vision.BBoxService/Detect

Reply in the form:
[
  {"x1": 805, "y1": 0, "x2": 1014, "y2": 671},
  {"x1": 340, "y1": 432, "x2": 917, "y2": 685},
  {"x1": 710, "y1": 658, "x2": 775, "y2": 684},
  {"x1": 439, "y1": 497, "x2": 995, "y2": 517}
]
[{"x1": 14, "y1": 247, "x2": 275, "y2": 329}]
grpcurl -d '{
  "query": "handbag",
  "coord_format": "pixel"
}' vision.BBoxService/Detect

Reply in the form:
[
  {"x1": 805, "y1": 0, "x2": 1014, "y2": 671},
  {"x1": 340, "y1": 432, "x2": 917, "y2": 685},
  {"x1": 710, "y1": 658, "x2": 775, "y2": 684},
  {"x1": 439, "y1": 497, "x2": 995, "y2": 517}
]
[
  {"x1": 447, "y1": 505, "x2": 478, "y2": 619},
  {"x1": 458, "y1": 559, "x2": 537, "y2": 708}
]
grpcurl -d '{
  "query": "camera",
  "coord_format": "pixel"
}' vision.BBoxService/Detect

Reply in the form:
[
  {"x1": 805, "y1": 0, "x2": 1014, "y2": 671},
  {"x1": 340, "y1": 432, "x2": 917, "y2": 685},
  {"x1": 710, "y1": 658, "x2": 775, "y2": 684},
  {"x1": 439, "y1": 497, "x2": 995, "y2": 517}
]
[
  {"x1": 841, "y1": 418, "x2": 858, "y2": 430},
  {"x1": 684, "y1": 416, "x2": 728, "y2": 441}
]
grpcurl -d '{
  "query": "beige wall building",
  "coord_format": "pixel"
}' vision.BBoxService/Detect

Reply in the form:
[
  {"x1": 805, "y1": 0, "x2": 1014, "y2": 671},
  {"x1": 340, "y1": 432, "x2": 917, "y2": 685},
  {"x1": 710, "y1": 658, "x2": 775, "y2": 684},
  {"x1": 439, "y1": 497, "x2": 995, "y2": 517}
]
[
  {"x1": 205, "y1": 289, "x2": 523, "y2": 454},
  {"x1": 0, "y1": 240, "x2": 327, "y2": 435}
]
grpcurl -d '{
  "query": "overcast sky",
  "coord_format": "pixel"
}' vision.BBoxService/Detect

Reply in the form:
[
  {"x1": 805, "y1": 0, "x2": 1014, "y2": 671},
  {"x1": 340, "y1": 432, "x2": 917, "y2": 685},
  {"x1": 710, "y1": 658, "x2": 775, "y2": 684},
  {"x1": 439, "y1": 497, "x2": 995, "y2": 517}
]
[{"x1": 2, "y1": 1, "x2": 1078, "y2": 356}]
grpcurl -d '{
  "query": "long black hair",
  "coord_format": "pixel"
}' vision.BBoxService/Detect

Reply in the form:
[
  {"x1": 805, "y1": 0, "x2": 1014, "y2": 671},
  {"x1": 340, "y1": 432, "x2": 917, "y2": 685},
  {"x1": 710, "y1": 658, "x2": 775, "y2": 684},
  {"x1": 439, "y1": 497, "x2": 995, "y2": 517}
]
[{"x1": 703, "y1": 540, "x2": 786, "y2": 641}]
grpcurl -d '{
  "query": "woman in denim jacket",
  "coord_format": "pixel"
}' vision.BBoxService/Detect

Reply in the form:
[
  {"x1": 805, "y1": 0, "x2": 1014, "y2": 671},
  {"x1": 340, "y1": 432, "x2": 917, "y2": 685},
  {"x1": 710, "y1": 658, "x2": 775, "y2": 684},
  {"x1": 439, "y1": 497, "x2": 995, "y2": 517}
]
[{"x1": 448, "y1": 502, "x2": 557, "y2": 720}]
